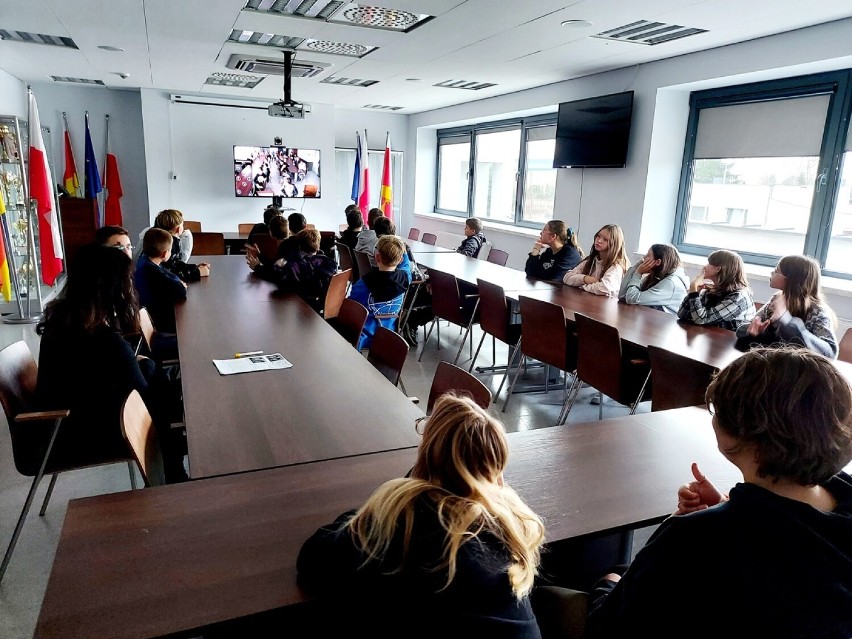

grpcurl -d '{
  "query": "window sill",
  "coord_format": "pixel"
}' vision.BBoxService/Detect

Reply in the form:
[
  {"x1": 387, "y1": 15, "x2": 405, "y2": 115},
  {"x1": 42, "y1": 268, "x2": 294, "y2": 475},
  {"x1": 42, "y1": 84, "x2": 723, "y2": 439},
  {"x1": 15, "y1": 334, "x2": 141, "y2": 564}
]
[{"x1": 413, "y1": 211, "x2": 540, "y2": 240}]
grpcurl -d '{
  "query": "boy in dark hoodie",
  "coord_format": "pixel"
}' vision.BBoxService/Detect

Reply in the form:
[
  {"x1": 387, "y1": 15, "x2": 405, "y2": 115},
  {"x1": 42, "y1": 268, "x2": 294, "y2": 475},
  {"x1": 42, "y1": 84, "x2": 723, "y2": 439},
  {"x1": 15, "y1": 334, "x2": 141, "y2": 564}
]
[
  {"x1": 349, "y1": 235, "x2": 409, "y2": 350},
  {"x1": 456, "y1": 217, "x2": 487, "y2": 257}
]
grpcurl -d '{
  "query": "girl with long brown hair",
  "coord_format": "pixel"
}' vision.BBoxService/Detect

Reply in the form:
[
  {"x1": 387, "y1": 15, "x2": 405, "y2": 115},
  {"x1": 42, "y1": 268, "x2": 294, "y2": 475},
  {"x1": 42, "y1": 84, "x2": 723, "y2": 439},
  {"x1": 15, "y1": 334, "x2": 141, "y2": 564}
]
[
  {"x1": 524, "y1": 219, "x2": 583, "y2": 282},
  {"x1": 677, "y1": 249, "x2": 755, "y2": 331},
  {"x1": 563, "y1": 224, "x2": 630, "y2": 296},
  {"x1": 618, "y1": 243, "x2": 689, "y2": 314}
]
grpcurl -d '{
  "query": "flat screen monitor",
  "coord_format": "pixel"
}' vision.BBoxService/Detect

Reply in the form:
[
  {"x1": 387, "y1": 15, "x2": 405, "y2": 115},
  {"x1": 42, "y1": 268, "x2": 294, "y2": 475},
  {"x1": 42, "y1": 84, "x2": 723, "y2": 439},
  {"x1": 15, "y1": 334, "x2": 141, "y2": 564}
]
[
  {"x1": 553, "y1": 91, "x2": 634, "y2": 168},
  {"x1": 234, "y1": 145, "x2": 321, "y2": 198}
]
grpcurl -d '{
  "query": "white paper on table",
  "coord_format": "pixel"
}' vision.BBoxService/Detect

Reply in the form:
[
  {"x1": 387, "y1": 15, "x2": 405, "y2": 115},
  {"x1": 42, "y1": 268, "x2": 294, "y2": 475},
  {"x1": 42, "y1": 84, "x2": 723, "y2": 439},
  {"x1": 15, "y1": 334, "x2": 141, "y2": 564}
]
[{"x1": 213, "y1": 353, "x2": 293, "y2": 376}]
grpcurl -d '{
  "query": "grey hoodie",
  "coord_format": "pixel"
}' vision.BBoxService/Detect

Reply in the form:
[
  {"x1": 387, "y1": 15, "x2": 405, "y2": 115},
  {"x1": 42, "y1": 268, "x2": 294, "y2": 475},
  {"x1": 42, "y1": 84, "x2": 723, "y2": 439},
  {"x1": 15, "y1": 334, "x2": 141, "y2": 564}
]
[{"x1": 618, "y1": 265, "x2": 689, "y2": 314}]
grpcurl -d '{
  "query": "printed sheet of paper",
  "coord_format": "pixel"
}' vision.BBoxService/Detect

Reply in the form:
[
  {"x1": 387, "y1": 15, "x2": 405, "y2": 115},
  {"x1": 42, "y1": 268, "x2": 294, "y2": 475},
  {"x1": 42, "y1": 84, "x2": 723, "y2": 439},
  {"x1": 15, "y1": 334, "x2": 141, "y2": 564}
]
[{"x1": 213, "y1": 353, "x2": 293, "y2": 376}]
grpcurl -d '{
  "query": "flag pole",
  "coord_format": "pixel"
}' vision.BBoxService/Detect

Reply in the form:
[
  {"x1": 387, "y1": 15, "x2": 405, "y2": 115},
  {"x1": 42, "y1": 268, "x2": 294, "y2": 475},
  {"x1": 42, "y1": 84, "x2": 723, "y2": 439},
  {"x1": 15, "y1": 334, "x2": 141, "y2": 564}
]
[{"x1": 101, "y1": 114, "x2": 110, "y2": 227}]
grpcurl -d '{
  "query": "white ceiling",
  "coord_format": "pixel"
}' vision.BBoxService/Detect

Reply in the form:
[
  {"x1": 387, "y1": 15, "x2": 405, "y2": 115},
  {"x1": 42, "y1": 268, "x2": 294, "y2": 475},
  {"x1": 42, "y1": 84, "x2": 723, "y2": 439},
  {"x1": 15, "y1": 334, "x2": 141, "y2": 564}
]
[{"x1": 0, "y1": 0, "x2": 850, "y2": 114}]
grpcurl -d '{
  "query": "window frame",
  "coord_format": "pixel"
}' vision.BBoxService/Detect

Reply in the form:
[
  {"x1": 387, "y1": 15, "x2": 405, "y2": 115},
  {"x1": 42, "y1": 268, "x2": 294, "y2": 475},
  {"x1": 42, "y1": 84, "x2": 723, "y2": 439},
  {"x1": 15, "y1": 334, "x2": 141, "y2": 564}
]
[
  {"x1": 434, "y1": 113, "x2": 557, "y2": 228},
  {"x1": 672, "y1": 70, "x2": 852, "y2": 277}
]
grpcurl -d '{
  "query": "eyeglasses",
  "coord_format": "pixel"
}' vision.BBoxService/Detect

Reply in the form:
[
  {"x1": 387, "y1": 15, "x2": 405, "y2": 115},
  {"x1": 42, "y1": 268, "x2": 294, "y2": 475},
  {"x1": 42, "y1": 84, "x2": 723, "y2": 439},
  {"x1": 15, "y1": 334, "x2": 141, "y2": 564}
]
[{"x1": 112, "y1": 243, "x2": 133, "y2": 253}]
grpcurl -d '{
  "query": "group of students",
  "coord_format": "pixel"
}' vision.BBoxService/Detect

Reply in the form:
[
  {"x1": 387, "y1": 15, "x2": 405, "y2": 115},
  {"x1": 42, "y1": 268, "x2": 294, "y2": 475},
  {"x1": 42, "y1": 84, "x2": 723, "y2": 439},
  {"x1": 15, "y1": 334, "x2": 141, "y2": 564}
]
[{"x1": 523, "y1": 219, "x2": 840, "y2": 358}]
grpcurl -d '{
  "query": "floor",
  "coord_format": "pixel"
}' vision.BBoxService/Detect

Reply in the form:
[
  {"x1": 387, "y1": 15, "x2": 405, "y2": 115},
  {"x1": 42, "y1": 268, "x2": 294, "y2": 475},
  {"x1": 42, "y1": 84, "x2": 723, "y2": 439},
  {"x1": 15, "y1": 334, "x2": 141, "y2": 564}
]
[{"x1": 0, "y1": 315, "x2": 654, "y2": 639}]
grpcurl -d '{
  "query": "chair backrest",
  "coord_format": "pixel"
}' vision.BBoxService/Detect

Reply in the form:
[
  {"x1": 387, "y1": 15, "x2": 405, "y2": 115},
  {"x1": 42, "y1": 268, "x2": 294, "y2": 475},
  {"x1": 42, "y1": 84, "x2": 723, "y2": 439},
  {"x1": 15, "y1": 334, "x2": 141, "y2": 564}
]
[
  {"x1": 237, "y1": 223, "x2": 255, "y2": 235},
  {"x1": 477, "y1": 240, "x2": 493, "y2": 261},
  {"x1": 354, "y1": 250, "x2": 374, "y2": 279},
  {"x1": 648, "y1": 345, "x2": 716, "y2": 412},
  {"x1": 427, "y1": 361, "x2": 492, "y2": 413},
  {"x1": 138, "y1": 307, "x2": 157, "y2": 355},
  {"x1": 183, "y1": 220, "x2": 202, "y2": 233},
  {"x1": 486, "y1": 248, "x2": 509, "y2": 267},
  {"x1": 574, "y1": 313, "x2": 624, "y2": 400},
  {"x1": 324, "y1": 269, "x2": 351, "y2": 320},
  {"x1": 428, "y1": 269, "x2": 469, "y2": 327},
  {"x1": 120, "y1": 390, "x2": 166, "y2": 487},
  {"x1": 336, "y1": 298, "x2": 368, "y2": 348},
  {"x1": 839, "y1": 327, "x2": 852, "y2": 364},
  {"x1": 517, "y1": 296, "x2": 574, "y2": 372},
  {"x1": 476, "y1": 279, "x2": 514, "y2": 345},
  {"x1": 366, "y1": 326, "x2": 409, "y2": 386},
  {"x1": 421, "y1": 232, "x2": 437, "y2": 246},
  {"x1": 192, "y1": 232, "x2": 226, "y2": 255},
  {"x1": 335, "y1": 241, "x2": 359, "y2": 283},
  {"x1": 319, "y1": 231, "x2": 337, "y2": 257},
  {"x1": 407, "y1": 228, "x2": 420, "y2": 241},
  {"x1": 249, "y1": 233, "x2": 279, "y2": 261}
]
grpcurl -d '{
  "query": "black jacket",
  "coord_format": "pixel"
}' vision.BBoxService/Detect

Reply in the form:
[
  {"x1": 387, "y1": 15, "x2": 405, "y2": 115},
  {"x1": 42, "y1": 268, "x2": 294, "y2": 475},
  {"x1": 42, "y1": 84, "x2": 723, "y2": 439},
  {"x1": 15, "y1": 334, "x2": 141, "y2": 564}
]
[{"x1": 524, "y1": 246, "x2": 582, "y2": 282}]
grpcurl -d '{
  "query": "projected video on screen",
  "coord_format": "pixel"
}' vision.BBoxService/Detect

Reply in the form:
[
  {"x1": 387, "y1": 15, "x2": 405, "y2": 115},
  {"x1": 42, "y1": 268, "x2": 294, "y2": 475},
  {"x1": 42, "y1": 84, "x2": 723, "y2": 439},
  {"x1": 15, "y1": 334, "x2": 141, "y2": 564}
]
[{"x1": 234, "y1": 145, "x2": 321, "y2": 198}]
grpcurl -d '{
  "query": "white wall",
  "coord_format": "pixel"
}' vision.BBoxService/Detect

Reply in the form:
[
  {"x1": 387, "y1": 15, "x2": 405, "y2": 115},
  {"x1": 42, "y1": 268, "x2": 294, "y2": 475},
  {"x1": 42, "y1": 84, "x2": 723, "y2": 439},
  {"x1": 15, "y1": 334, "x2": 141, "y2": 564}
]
[
  {"x1": 407, "y1": 18, "x2": 852, "y2": 265},
  {"x1": 0, "y1": 69, "x2": 25, "y2": 118},
  {"x1": 29, "y1": 83, "x2": 150, "y2": 239},
  {"x1": 140, "y1": 91, "x2": 408, "y2": 233}
]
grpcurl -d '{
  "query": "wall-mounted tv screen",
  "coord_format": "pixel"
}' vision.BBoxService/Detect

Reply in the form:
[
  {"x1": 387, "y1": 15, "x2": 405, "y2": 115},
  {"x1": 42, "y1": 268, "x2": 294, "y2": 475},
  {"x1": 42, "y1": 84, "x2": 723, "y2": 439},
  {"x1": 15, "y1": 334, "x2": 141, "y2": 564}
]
[
  {"x1": 234, "y1": 145, "x2": 321, "y2": 198},
  {"x1": 553, "y1": 91, "x2": 634, "y2": 168}
]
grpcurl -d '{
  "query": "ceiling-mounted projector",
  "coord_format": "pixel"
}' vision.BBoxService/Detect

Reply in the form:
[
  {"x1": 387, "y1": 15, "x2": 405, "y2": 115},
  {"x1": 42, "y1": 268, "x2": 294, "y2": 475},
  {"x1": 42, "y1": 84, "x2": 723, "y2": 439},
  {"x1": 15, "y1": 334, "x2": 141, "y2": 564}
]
[
  {"x1": 268, "y1": 101, "x2": 311, "y2": 118},
  {"x1": 269, "y1": 48, "x2": 311, "y2": 119}
]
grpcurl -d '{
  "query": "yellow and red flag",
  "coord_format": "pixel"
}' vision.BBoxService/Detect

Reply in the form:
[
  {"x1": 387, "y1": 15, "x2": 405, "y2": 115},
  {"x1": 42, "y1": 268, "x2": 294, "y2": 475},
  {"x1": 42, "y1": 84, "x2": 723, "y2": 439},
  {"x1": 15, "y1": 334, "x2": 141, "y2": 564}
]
[
  {"x1": 63, "y1": 128, "x2": 80, "y2": 197},
  {"x1": 380, "y1": 132, "x2": 393, "y2": 219},
  {"x1": 0, "y1": 190, "x2": 13, "y2": 301}
]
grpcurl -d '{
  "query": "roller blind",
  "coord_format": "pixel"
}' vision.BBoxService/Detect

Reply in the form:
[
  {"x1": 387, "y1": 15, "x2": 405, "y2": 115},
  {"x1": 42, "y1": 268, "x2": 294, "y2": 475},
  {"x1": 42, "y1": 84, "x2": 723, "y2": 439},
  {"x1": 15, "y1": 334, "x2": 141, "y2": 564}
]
[{"x1": 694, "y1": 94, "x2": 831, "y2": 159}]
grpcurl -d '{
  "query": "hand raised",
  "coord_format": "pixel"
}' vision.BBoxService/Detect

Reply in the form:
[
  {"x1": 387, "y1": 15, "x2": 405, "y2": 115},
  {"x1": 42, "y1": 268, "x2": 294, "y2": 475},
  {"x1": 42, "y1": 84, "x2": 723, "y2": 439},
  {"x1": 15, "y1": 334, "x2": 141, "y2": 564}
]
[
  {"x1": 635, "y1": 256, "x2": 658, "y2": 275},
  {"x1": 746, "y1": 316, "x2": 770, "y2": 337},
  {"x1": 676, "y1": 462, "x2": 726, "y2": 515}
]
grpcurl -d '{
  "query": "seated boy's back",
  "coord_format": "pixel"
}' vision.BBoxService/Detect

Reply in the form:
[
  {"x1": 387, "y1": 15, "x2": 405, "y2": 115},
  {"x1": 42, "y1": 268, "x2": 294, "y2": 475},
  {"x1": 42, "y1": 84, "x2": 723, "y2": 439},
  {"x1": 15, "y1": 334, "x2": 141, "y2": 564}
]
[
  {"x1": 272, "y1": 229, "x2": 337, "y2": 312},
  {"x1": 135, "y1": 228, "x2": 188, "y2": 333},
  {"x1": 349, "y1": 236, "x2": 409, "y2": 349}
]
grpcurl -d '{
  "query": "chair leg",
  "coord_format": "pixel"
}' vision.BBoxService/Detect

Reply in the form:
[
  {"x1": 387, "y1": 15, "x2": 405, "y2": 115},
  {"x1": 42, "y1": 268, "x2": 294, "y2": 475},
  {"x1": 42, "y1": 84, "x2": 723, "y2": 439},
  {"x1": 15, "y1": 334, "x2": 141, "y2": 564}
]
[
  {"x1": 398, "y1": 378, "x2": 408, "y2": 396},
  {"x1": 598, "y1": 392, "x2": 604, "y2": 420},
  {"x1": 629, "y1": 371, "x2": 652, "y2": 416},
  {"x1": 0, "y1": 415, "x2": 64, "y2": 583},
  {"x1": 558, "y1": 374, "x2": 583, "y2": 425},
  {"x1": 38, "y1": 474, "x2": 58, "y2": 516},
  {"x1": 496, "y1": 338, "x2": 521, "y2": 400},
  {"x1": 502, "y1": 355, "x2": 526, "y2": 413},
  {"x1": 453, "y1": 300, "x2": 480, "y2": 366},
  {"x1": 128, "y1": 460, "x2": 138, "y2": 489},
  {"x1": 418, "y1": 319, "x2": 438, "y2": 362},
  {"x1": 469, "y1": 332, "x2": 487, "y2": 373}
]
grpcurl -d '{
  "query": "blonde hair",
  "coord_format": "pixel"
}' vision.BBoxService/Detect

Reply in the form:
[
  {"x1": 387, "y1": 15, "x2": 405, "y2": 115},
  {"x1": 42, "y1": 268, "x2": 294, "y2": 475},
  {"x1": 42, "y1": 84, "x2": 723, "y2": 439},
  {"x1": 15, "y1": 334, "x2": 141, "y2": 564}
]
[
  {"x1": 154, "y1": 209, "x2": 184, "y2": 232},
  {"x1": 776, "y1": 255, "x2": 836, "y2": 328},
  {"x1": 347, "y1": 394, "x2": 545, "y2": 598},
  {"x1": 376, "y1": 235, "x2": 404, "y2": 267},
  {"x1": 581, "y1": 224, "x2": 629, "y2": 276},
  {"x1": 548, "y1": 220, "x2": 585, "y2": 257}
]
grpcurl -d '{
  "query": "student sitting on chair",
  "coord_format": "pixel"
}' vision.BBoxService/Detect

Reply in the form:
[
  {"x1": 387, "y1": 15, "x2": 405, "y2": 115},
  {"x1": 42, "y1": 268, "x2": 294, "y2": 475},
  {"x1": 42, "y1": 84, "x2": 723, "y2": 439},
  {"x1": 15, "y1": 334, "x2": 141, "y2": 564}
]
[
  {"x1": 95, "y1": 225, "x2": 133, "y2": 257},
  {"x1": 134, "y1": 228, "x2": 188, "y2": 335},
  {"x1": 249, "y1": 228, "x2": 337, "y2": 313},
  {"x1": 339, "y1": 205, "x2": 364, "y2": 250},
  {"x1": 153, "y1": 209, "x2": 210, "y2": 283},
  {"x1": 456, "y1": 217, "x2": 487, "y2": 257},
  {"x1": 297, "y1": 393, "x2": 546, "y2": 638},
  {"x1": 357, "y1": 216, "x2": 415, "y2": 282},
  {"x1": 249, "y1": 204, "x2": 281, "y2": 238},
  {"x1": 525, "y1": 220, "x2": 583, "y2": 282},
  {"x1": 585, "y1": 347, "x2": 852, "y2": 638},
  {"x1": 246, "y1": 215, "x2": 291, "y2": 275},
  {"x1": 349, "y1": 235, "x2": 410, "y2": 350},
  {"x1": 354, "y1": 207, "x2": 384, "y2": 256}
]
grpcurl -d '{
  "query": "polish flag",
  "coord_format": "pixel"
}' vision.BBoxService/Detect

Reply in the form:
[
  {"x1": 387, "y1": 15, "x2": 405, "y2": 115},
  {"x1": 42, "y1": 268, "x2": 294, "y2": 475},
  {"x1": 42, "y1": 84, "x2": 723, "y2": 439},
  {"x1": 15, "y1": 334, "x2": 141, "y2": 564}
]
[
  {"x1": 357, "y1": 129, "x2": 370, "y2": 217},
  {"x1": 28, "y1": 92, "x2": 64, "y2": 285}
]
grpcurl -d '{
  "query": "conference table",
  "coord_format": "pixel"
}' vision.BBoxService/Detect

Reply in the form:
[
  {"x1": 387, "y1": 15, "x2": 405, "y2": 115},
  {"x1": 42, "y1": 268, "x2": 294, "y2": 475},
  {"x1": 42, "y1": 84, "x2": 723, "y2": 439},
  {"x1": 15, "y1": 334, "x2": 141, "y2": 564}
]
[
  {"x1": 175, "y1": 256, "x2": 423, "y2": 478},
  {"x1": 34, "y1": 406, "x2": 742, "y2": 639},
  {"x1": 413, "y1": 250, "x2": 555, "y2": 294},
  {"x1": 406, "y1": 238, "x2": 456, "y2": 253}
]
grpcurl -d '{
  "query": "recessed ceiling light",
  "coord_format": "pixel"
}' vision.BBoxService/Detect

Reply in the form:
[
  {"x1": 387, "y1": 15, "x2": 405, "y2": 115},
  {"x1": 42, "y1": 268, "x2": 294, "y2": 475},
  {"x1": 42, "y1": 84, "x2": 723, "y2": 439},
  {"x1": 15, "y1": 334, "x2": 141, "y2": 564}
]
[
  {"x1": 98, "y1": 45, "x2": 125, "y2": 51},
  {"x1": 561, "y1": 19, "x2": 592, "y2": 28}
]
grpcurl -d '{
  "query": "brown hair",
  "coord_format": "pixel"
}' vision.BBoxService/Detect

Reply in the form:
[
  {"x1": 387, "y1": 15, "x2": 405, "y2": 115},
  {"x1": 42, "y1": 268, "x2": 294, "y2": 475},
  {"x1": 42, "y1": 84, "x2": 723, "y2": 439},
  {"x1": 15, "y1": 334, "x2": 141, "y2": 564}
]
[
  {"x1": 707, "y1": 249, "x2": 749, "y2": 294},
  {"x1": 297, "y1": 228, "x2": 321, "y2": 254},
  {"x1": 373, "y1": 216, "x2": 396, "y2": 237},
  {"x1": 142, "y1": 227, "x2": 174, "y2": 258},
  {"x1": 640, "y1": 244, "x2": 682, "y2": 292},
  {"x1": 546, "y1": 220, "x2": 585, "y2": 257},
  {"x1": 268, "y1": 215, "x2": 290, "y2": 241},
  {"x1": 465, "y1": 217, "x2": 483, "y2": 234},
  {"x1": 154, "y1": 209, "x2": 184, "y2": 232},
  {"x1": 376, "y1": 235, "x2": 404, "y2": 267},
  {"x1": 706, "y1": 347, "x2": 852, "y2": 485},
  {"x1": 775, "y1": 255, "x2": 836, "y2": 327},
  {"x1": 581, "y1": 224, "x2": 628, "y2": 276},
  {"x1": 94, "y1": 225, "x2": 128, "y2": 245},
  {"x1": 367, "y1": 208, "x2": 383, "y2": 229}
]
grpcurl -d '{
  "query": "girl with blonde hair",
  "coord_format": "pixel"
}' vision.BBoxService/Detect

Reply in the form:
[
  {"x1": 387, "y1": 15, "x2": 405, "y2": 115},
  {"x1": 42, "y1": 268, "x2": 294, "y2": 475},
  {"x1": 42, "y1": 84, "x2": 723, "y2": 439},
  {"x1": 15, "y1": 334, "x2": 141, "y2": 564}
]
[
  {"x1": 563, "y1": 224, "x2": 630, "y2": 296},
  {"x1": 677, "y1": 249, "x2": 755, "y2": 331},
  {"x1": 525, "y1": 219, "x2": 584, "y2": 282},
  {"x1": 735, "y1": 254, "x2": 838, "y2": 357},
  {"x1": 297, "y1": 394, "x2": 546, "y2": 638}
]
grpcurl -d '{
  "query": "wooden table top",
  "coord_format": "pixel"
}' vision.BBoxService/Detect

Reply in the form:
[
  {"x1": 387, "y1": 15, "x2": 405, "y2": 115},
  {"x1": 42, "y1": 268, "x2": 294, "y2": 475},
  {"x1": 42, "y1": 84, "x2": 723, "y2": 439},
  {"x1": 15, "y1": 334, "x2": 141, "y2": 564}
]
[
  {"x1": 413, "y1": 251, "x2": 554, "y2": 293},
  {"x1": 176, "y1": 256, "x2": 423, "y2": 478},
  {"x1": 406, "y1": 239, "x2": 456, "y2": 253},
  {"x1": 34, "y1": 407, "x2": 742, "y2": 639}
]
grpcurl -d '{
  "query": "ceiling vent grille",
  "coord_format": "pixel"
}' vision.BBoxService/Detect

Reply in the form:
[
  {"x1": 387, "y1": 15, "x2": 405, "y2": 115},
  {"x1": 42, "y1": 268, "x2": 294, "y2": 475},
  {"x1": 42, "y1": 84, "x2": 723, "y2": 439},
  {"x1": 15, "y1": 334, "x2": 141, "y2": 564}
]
[
  {"x1": 50, "y1": 76, "x2": 104, "y2": 85},
  {"x1": 320, "y1": 76, "x2": 378, "y2": 87},
  {"x1": 229, "y1": 30, "x2": 305, "y2": 48},
  {"x1": 205, "y1": 72, "x2": 263, "y2": 88},
  {"x1": 243, "y1": 1, "x2": 433, "y2": 33},
  {"x1": 363, "y1": 104, "x2": 403, "y2": 111},
  {"x1": 0, "y1": 30, "x2": 77, "y2": 48},
  {"x1": 302, "y1": 39, "x2": 376, "y2": 58},
  {"x1": 434, "y1": 80, "x2": 496, "y2": 91},
  {"x1": 226, "y1": 54, "x2": 330, "y2": 77},
  {"x1": 592, "y1": 20, "x2": 707, "y2": 45}
]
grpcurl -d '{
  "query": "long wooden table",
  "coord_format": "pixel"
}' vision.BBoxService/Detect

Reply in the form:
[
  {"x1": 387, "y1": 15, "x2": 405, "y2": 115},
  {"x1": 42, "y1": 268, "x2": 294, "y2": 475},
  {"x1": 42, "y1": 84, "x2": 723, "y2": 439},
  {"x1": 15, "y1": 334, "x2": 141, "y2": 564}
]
[
  {"x1": 34, "y1": 406, "x2": 741, "y2": 639},
  {"x1": 175, "y1": 256, "x2": 423, "y2": 478},
  {"x1": 406, "y1": 238, "x2": 456, "y2": 253},
  {"x1": 413, "y1": 250, "x2": 554, "y2": 293}
]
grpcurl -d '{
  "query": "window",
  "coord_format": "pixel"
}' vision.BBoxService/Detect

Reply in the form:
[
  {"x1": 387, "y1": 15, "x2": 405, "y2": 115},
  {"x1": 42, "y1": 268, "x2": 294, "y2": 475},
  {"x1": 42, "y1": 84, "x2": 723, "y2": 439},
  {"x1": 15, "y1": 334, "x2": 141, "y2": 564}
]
[
  {"x1": 335, "y1": 149, "x2": 404, "y2": 220},
  {"x1": 674, "y1": 70, "x2": 852, "y2": 277},
  {"x1": 435, "y1": 116, "x2": 557, "y2": 227}
]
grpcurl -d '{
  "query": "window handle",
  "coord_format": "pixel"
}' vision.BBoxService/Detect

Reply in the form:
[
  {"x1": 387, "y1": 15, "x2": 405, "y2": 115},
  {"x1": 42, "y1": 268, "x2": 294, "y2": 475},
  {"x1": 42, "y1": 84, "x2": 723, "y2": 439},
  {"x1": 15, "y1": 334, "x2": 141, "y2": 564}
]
[{"x1": 816, "y1": 169, "x2": 828, "y2": 192}]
